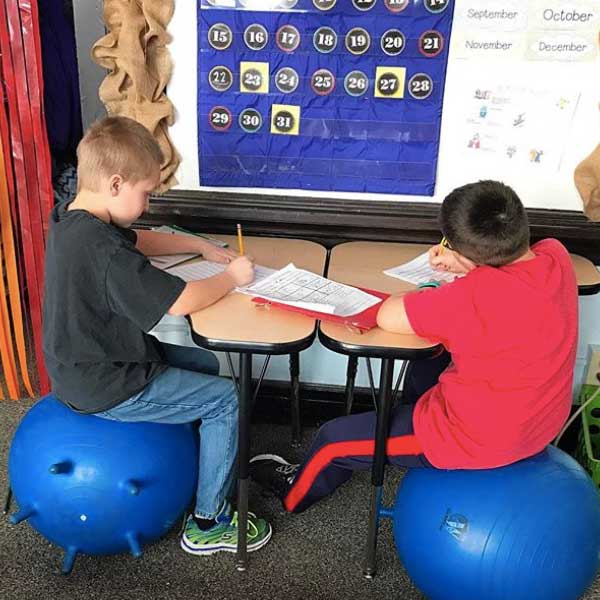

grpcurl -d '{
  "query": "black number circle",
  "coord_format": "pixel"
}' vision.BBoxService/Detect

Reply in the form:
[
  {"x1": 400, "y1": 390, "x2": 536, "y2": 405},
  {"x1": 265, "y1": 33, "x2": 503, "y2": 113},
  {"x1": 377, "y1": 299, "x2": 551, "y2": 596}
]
[
  {"x1": 209, "y1": 106, "x2": 232, "y2": 131},
  {"x1": 311, "y1": 69, "x2": 336, "y2": 96},
  {"x1": 345, "y1": 27, "x2": 371, "y2": 55},
  {"x1": 275, "y1": 67, "x2": 300, "y2": 93},
  {"x1": 244, "y1": 24, "x2": 268, "y2": 51},
  {"x1": 208, "y1": 66, "x2": 233, "y2": 92},
  {"x1": 408, "y1": 73, "x2": 433, "y2": 99},
  {"x1": 208, "y1": 23, "x2": 233, "y2": 51},
  {"x1": 238, "y1": 108, "x2": 263, "y2": 133},
  {"x1": 384, "y1": 0, "x2": 409, "y2": 13},
  {"x1": 242, "y1": 68, "x2": 263, "y2": 92},
  {"x1": 276, "y1": 25, "x2": 301, "y2": 52},
  {"x1": 313, "y1": 0, "x2": 337, "y2": 10},
  {"x1": 313, "y1": 26, "x2": 338, "y2": 53},
  {"x1": 419, "y1": 30, "x2": 444, "y2": 57},
  {"x1": 352, "y1": 0, "x2": 377, "y2": 10},
  {"x1": 273, "y1": 110, "x2": 296, "y2": 133},
  {"x1": 424, "y1": 0, "x2": 449, "y2": 14},
  {"x1": 376, "y1": 72, "x2": 400, "y2": 97},
  {"x1": 344, "y1": 70, "x2": 369, "y2": 97},
  {"x1": 381, "y1": 29, "x2": 405, "y2": 56}
]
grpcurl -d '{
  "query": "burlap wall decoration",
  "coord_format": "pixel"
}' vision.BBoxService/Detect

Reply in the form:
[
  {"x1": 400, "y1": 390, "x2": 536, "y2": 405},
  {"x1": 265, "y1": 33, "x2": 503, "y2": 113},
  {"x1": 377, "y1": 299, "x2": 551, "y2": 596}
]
[
  {"x1": 91, "y1": 0, "x2": 179, "y2": 192},
  {"x1": 574, "y1": 144, "x2": 600, "y2": 223}
]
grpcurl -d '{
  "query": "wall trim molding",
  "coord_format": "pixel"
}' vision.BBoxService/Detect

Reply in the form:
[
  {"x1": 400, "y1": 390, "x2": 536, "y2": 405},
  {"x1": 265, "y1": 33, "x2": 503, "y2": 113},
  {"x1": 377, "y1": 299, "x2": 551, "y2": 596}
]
[
  {"x1": 252, "y1": 379, "x2": 376, "y2": 426},
  {"x1": 141, "y1": 190, "x2": 600, "y2": 262}
]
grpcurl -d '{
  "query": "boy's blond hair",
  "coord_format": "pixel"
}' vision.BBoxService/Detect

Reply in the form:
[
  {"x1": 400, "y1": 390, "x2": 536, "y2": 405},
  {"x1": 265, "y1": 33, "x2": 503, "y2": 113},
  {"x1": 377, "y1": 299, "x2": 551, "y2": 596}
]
[{"x1": 76, "y1": 116, "x2": 163, "y2": 193}]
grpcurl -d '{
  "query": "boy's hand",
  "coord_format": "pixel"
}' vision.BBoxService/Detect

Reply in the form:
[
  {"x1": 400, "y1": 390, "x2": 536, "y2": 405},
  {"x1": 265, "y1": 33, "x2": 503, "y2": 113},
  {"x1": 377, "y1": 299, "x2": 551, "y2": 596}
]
[
  {"x1": 429, "y1": 245, "x2": 476, "y2": 275},
  {"x1": 201, "y1": 243, "x2": 238, "y2": 264},
  {"x1": 226, "y1": 256, "x2": 255, "y2": 286}
]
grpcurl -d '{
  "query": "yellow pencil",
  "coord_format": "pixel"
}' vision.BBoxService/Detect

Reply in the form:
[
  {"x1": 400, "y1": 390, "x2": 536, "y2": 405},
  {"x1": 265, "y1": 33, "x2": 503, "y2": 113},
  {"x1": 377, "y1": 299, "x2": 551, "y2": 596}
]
[
  {"x1": 237, "y1": 223, "x2": 245, "y2": 256},
  {"x1": 440, "y1": 236, "x2": 448, "y2": 255}
]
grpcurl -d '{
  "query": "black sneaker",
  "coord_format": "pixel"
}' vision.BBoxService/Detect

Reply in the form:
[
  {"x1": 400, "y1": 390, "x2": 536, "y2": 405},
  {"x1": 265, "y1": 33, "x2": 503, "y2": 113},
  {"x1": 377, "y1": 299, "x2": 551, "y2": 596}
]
[{"x1": 249, "y1": 454, "x2": 300, "y2": 499}]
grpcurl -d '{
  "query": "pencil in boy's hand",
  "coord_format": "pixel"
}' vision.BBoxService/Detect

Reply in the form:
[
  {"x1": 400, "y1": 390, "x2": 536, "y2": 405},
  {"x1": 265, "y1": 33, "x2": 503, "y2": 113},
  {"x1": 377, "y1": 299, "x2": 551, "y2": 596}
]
[
  {"x1": 237, "y1": 223, "x2": 245, "y2": 256},
  {"x1": 440, "y1": 236, "x2": 448, "y2": 255}
]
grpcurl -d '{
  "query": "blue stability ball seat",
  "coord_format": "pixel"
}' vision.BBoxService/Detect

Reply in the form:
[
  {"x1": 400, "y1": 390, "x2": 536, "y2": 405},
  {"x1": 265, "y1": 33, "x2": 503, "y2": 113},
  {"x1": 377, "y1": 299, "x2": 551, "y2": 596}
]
[
  {"x1": 9, "y1": 395, "x2": 198, "y2": 573},
  {"x1": 393, "y1": 446, "x2": 600, "y2": 600}
]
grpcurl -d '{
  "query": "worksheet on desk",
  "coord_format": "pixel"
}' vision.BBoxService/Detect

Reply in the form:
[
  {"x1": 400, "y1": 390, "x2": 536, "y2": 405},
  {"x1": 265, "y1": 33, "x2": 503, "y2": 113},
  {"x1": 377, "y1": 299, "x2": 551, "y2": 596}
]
[
  {"x1": 384, "y1": 252, "x2": 460, "y2": 285},
  {"x1": 166, "y1": 260, "x2": 276, "y2": 285},
  {"x1": 239, "y1": 263, "x2": 381, "y2": 317}
]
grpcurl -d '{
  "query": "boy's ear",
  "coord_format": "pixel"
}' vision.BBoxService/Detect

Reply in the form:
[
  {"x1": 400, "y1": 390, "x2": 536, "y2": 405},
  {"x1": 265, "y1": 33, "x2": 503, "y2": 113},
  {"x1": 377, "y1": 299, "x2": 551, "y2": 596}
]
[{"x1": 109, "y1": 174, "x2": 124, "y2": 197}]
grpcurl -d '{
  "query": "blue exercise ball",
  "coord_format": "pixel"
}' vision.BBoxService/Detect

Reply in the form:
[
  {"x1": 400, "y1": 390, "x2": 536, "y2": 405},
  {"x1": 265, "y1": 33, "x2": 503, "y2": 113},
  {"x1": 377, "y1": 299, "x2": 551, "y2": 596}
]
[
  {"x1": 9, "y1": 395, "x2": 198, "y2": 573},
  {"x1": 393, "y1": 446, "x2": 600, "y2": 600}
]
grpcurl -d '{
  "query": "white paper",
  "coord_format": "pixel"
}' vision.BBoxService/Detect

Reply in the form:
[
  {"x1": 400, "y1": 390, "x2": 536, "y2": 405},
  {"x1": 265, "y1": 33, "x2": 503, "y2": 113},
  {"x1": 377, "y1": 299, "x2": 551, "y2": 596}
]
[
  {"x1": 166, "y1": 260, "x2": 276, "y2": 285},
  {"x1": 384, "y1": 252, "x2": 461, "y2": 285},
  {"x1": 458, "y1": 82, "x2": 580, "y2": 172},
  {"x1": 149, "y1": 253, "x2": 199, "y2": 270},
  {"x1": 239, "y1": 263, "x2": 381, "y2": 318}
]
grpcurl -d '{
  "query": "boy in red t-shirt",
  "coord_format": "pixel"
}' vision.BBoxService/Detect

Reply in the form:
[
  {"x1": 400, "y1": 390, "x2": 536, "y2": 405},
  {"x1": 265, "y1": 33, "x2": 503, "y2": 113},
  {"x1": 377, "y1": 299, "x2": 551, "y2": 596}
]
[{"x1": 250, "y1": 180, "x2": 578, "y2": 513}]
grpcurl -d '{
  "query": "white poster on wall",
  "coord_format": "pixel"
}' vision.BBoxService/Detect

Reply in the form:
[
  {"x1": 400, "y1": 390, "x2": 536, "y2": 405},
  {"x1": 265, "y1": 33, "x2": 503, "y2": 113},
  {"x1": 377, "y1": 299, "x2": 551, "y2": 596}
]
[{"x1": 460, "y1": 83, "x2": 580, "y2": 172}]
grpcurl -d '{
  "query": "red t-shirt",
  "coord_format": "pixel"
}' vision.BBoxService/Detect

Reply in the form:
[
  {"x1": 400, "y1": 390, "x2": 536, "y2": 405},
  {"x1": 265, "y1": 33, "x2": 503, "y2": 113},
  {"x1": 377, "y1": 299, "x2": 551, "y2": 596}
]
[{"x1": 403, "y1": 239, "x2": 578, "y2": 469}]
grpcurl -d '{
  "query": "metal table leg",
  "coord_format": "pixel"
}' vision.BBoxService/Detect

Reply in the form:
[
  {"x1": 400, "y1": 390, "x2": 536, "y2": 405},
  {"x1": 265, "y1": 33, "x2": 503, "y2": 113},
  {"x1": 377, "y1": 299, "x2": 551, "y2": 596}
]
[
  {"x1": 363, "y1": 357, "x2": 394, "y2": 579},
  {"x1": 289, "y1": 353, "x2": 301, "y2": 445},
  {"x1": 344, "y1": 356, "x2": 358, "y2": 415},
  {"x1": 236, "y1": 352, "x2": 252, "y2": 571},
  {"x1": 3, "y1": 485, "x2": 12, "y2": 515}
]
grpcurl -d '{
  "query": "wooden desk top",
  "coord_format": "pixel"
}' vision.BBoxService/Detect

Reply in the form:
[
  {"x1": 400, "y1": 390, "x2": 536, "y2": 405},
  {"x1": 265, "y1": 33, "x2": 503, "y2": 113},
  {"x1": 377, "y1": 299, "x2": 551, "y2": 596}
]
[
  {"x1": 320, "y1": 242, "x2": 438, "y2": 357},
  {"x1": 319, "y1": 241, "x2": 600, "y2": 357},
  {"x1": 570, "y1": 254, "x2": 600, "y2": 294},
  {"x1": 188, "y1": 236, "x2": 327, "y2": 354}
]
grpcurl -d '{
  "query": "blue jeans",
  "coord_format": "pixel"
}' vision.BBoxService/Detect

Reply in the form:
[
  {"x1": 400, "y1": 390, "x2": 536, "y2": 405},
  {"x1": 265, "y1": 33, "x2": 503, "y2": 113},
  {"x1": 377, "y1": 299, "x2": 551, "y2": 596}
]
[{"x1": 98, "y1": 343, "x2": 238, "y2": 519}]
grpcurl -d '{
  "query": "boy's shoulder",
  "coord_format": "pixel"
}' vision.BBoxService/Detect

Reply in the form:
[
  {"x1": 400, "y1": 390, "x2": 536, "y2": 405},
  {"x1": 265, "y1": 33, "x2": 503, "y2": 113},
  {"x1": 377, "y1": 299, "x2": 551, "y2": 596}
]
[
  {"x1": 467, "y1": 238, "x2": 573, "y2": 295},
  {"x1": 51, "y1": 203, "x2": 136, "y2": 248},
  {"x1": 530, "y1": 238, "x2": 569, "y2": 260}
]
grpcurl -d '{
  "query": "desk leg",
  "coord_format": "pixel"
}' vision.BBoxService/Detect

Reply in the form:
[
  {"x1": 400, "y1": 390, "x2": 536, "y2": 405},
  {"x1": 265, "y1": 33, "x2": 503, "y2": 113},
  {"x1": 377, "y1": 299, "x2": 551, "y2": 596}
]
[
  {"x1": 344, "y1": 356, "x2": 358, "y2": 415},
  {"x1": 363, "y1": 357, "x2": 394, "y2": 579},
  {"x1": 236, "y1": 352, "x2": 252, "y2": 572},
  {"x1": 3, "y1": 485, "x2": 12, "y2": 514},
  {"x1": 289, "y1": 353, "x2": 301, "y2": 446}
]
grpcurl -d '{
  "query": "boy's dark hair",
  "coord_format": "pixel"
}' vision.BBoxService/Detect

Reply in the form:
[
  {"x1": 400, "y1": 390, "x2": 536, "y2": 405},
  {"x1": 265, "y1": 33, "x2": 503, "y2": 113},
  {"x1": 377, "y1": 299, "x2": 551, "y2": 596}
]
[{"x1": 440, "y1": 180, "x2": 530, "y2": 266}]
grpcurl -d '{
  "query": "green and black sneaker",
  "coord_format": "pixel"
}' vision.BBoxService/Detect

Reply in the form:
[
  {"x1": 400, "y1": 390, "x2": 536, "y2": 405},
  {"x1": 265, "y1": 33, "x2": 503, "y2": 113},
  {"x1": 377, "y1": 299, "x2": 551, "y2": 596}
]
[{"x1": 180, "y1": 504, "x2": 272, "y2": 555}]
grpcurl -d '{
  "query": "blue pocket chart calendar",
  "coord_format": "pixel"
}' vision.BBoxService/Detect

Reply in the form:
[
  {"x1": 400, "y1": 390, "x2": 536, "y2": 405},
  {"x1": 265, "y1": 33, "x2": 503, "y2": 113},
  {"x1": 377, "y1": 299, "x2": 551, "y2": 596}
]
[{"x1": 197, "y1": 0, "x2": 455, "y2": 195}]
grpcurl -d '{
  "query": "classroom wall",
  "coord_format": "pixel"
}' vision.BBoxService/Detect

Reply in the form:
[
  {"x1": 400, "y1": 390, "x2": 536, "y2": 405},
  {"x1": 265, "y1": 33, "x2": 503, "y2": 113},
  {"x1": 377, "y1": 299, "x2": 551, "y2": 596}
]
[
  {"x1": 168, "y1": 0, "x2": 600, "y2": 211},
  {"x1": 156, "y1": 0, "x2": 600, "y2": 395},
  {"x1": 73, "y1": 1, "x2": 600, "y2": 395}
]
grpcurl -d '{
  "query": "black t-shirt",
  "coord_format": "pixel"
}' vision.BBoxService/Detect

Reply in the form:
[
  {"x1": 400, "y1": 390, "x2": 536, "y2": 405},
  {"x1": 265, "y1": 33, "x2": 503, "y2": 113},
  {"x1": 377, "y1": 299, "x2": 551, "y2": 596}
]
[{"x1": 42, "y1": 202, "x2": 186, "y2": 413}]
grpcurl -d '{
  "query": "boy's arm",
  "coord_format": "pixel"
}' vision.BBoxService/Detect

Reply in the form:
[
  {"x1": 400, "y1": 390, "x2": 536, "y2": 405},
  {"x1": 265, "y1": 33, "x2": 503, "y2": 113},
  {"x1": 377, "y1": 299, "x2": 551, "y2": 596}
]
[
  {"x1": 376, "y1": 293, "x2": 416, "y2": 335},
  {"x1": 135, "y1": 229, "x2": 236, "y2": 263},
  {"x1": 167, "y1": 256, "x2": 254, "y2": 316}
]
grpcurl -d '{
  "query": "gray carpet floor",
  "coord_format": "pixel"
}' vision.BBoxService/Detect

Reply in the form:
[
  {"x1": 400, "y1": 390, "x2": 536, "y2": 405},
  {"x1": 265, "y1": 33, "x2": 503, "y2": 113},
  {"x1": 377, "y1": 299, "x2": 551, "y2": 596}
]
[{"x1": 1, "y1": 399, "x2": 599, "y2": 600}]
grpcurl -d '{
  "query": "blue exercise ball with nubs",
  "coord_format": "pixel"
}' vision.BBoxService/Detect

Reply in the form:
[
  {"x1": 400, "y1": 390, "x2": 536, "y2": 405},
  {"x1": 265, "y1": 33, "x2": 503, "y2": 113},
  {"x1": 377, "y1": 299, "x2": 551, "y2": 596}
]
[
  {"x1": 393, "y1": 446, "x2": 600, "y2": 600},
  {"x1": 8, "y1": 395, "x2": 198, "y2": 573}
]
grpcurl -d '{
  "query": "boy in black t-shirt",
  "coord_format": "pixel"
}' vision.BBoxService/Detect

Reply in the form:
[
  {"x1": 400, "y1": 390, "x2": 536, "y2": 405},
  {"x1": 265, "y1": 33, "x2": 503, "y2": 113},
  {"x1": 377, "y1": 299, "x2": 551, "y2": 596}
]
[{"x1": 43, "y1": 116, "x2": 272, "y2": 555}]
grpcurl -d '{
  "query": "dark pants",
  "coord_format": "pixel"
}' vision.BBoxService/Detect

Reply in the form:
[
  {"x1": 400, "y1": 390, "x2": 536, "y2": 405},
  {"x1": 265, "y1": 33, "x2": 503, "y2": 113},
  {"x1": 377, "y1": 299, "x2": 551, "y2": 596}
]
[{"x1": 284, "y1": 351, "x2": 451, "y2": 513}]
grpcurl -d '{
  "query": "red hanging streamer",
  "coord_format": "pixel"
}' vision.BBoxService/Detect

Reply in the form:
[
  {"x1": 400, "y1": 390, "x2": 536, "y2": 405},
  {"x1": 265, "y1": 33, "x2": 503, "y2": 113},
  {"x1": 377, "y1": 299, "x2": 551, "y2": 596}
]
[{"x1": 0, "y1": 0, "x2": 54, "y2": 394}]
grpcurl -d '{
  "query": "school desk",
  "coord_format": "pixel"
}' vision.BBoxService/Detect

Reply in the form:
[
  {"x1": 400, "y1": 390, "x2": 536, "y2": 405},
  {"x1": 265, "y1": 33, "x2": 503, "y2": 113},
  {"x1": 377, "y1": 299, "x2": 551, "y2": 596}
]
[
  {"x1": 320, "y1": 241, "x2": 600, "y2": 578},
  {"x1": 187, "y1": 235, "x2": 327, "y2": 572}
]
